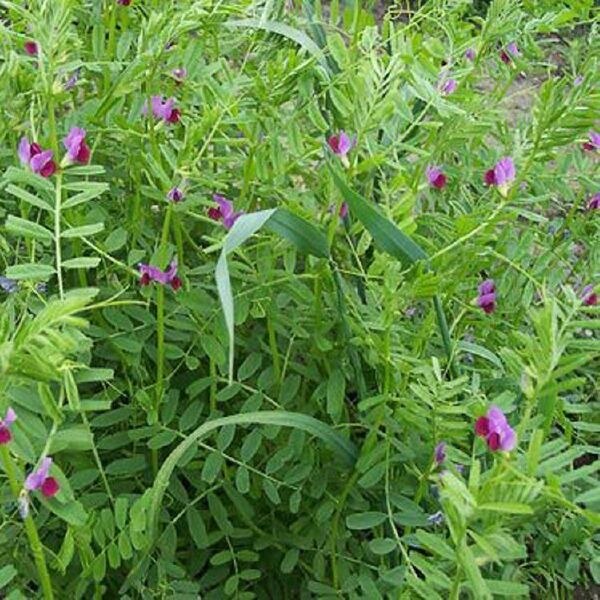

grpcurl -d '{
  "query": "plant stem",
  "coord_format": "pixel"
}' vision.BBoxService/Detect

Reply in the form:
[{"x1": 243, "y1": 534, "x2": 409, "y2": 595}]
[
  {"x1": 1, "y1": 446, "x2": 54, "y2": 600},
  {"x1": 54, "y1": 174, "x2": 64, "y2": 299}
]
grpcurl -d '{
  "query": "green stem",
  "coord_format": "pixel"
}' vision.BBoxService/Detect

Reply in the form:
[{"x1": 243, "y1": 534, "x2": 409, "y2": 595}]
[
  {"x1": 1, "y1": 446, "x2": 54, "y2": 600},
  {"x1": 54, "y1": 174, "x2": 64, "y2": 299},
  {"x1": 267, "y1": 308, "x2": 281, "y2": 385}
]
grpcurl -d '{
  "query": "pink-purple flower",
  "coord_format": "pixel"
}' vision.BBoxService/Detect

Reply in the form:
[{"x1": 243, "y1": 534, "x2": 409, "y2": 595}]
[
  {"x1": 439, "y1": 77, "x2": 458, "y2": 96},
  {"x1": 581, "y1": 285, "x2": 597, "y2": 307},
  {"x1": 139, "y1": 259, "x2": 181, "y2": 290},
  {"x1": 24, "y1": 457, "x2": 60, "y2": 498},
  {"x1": 18, "y1": 138, "x2": 56, "y2": 178},
  {"x1": 327, "y1": 130, "x2": 355, "y2": 167},
  {"x1": 484, "y1": 156, "x2": 516, "y2": 196},
  {"x1": 172, "y1": 67, "x2": 187, "y2": 82},
  {"x1": 426, "y1": 165, "x2": 448, "y2": 189},
  {"x1": 143, "y1": 96, "x2": 181, "y2": 124},
  {"x1": 500, "y1": 42, "x2": 519, "y2": 64},
  {"x1": 63, "y1": 127, "x2": 91, "y2": 164},
  {"x1": 477, "y1": 279, "x2": 496, "y2": 314},
  {"x1": 474, "y1": 405, "x2": 516, "y2": 452},
  {"x1": 24, "y1": 41, "x2": 38, "y2": 56},
  {"x1": 167, "y1": 186, "x2": 184, "y2": 203},
  {"x1": 583, "y1": 131, "x2": 600, "y2": 152},
  {"x1": 465, "y1": 48, "x2": 476, "y2": 61},
  {"x1": 339, "y1": 202, "x2": 349, "y2": 220},
  {"x1": 208, "y1": 194, "x2": 244, "y2": 230},
  {"x1": 0, "y1": 408, "x2": 16, "y2": 445},
  {"x1": 587, "y1": 192, "x2": 600, "y2": 211},
  {"x1": 117, "y1": 0, "x2": 132, "y2": 5}
]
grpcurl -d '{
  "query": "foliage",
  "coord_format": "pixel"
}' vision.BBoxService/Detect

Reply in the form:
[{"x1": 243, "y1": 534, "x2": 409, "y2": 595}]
[{"x1": 0, "y1": 0, "x2": 598, "y2": 598}]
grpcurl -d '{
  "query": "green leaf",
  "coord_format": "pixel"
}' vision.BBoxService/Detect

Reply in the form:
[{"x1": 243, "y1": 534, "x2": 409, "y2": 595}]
[
  {"x1": 478, "y1": 503, "x2": 534, "y2": 515},
  {"x1": 5, "y1": 263, "x2": 55, "y2": 280},
  {"x1": 5, "y1": 215, "x2": 53, "y2": 242},
  {"x1": 265, "y1": 208, "x2": 330, "y2": 259},
  {"x1": 482, "y1": 580, "x2": 529, "y2": 596},
  {"x1": 0, "y1": 565, "x2": 17, "y2": 588},
  {"x1": 326, "y1": 368, "x2": 345, "y2": 421},
  {"x1": 457, "y1": 341, "x2": 504, "y2": 370},
  {"x1": 62, "y1": 183, "x2": 109, "y2": 209},
  {"x1": 148, "y1": 411, "x2": 358, "y2": 541},
  {"x1": 459, "y1": 543, "x2": 491, "y2": 599},
  {"x1": 62, "y1": 257, "x2": 101, "y2": 269},
  {"x1": 346, "y1": 511, "x2": 387, "y2": 529},
  {"x1": 5, "y1": 183, "x2": 53, "y2": 211},
  {"x1": 61, "y1": 223, "x2": 105, "y2": 238},
  {"x1": 186, "y1": 506, "x2": 208, "y2": 549},
  {"x1": 369, "y1": 538, "x2": 397, "y2": 555}
]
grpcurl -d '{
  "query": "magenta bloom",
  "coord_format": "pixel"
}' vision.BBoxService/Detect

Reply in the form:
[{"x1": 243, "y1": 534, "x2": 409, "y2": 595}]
[
  {"x1": 143, "y1": 96, "x2": 181, "y2": 124},
  {"x1": 583, "y1": 131, "x2": 600, "y2": 152},
  {"x1": 507, "y1": 42, "x2": 519, "y2": 57},
  {"x1": 172, "y1": 67, "x2": 187, "y2": 81},
  {"x1": 327, "y1": 130, "x2": 355, "y2": 161},
  {"x1": 587, "y1": 192, "x2": 600, "y2": 211},
  {"x1": 434, "y1": 442, "x2": 446, "y2": 466},
  {"x1": 439, "y1": 77, "x2": 458, "y2": 95},
  {"x1": 0, "y1": 408, "x2": 17, "y2": 445},
  {"x1": 465, "y1": 48, "x2": 476, "y2": 61},
  {"x1": 167, "y1": 186, "x2": 184, "y2": 202},
  {"x1": 581, "y1": 285, "x2": 597, "y2": 307},
  {"x1": 426, "y1": 165, "x2": 447, "y2": 189},
  {"x1": 339, "y1": 202, "x2": 349, "y2": 219},
  {"x1": 484, "y1": 156, "x2": 515, "y2": 195},
  {"x1": 139, "y1": 259, "x2": 181, "y2": 290},
  {"x1": 475, "y1": 405, "x2": 516, "y2": 452},
  {"x1": 25, "y1": 457, "x2": 60, "y2": 498},
  {"x1": 477, "y1": 279, "x2": 496, "y2": 314},
  {"x1": 63, "y1": 127, "x2": 91, "y2": 164},
  {"x1": 117, "y1": 0, "x2": 131, "y2": 5},
  {"x1": 24, "y1": 41, "x2": 38, "y2": 56},
  {"x1": 18, "y1": 138, "x2": 56, "y2": 178},
  {"x1": 208, "y1": 194, "x2": 244, "y2": 230}
]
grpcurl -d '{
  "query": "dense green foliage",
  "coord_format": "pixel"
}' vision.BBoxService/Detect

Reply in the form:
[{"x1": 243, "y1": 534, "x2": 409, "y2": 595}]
[{"x1": 0, "y1": 0, "x2": 598, "y2": 598}]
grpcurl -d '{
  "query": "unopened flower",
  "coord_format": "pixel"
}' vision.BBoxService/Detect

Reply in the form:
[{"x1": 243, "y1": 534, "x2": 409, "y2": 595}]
[
  {"x1": 327, "y1": 130, "x2": 355, "y2": 167},
  {"x1": 439, "y1": 77, "x2": 458, "y2": 96},
  {"x1": 426, "y1": 165, "x2": 447, "y2": 189},
  {"x1": 0, "y1": 276, "x2": 18, "y2": 294},
  {"x1": 167, "y1": 186, "x2": 184, "y2": 203},
  {"x1": 172, "y1": 67, "x2": 187, "y2": 81},
  {"x1": 143, "y1": 96, "x2": 181, "y2": 124},
  {"x1": 434, "y1": 442, "x2": 446, "y2": 466},
  {"x1": 427, "y1": 511, "x2": 444, "y2": 526},
  {"x1": 24, "y1": 457, "x2": 60, "y2": 498},
  {"x1": 465, "y1": 48, "x2": 476, "y2": 61},
  {"x1": 587, "y1": 192, "x2": 600, "y2": 211},
  {"x1": 24, "y1": 41, "x2": 38, "y2": 56},
  {"x1": 474, "y1": 405, "x2": 516, "y2": 452},
  {"x1": 581, "y1": 285, "x2": 597, "y2": 306},
  {"x1": 583, "y1": 131, "x2": 600, "y2": 152},
  {"x1": 484, "y1": 156, "x2": 515, "y2": 196},
  {"x1": 117, "y1": 0, "x2": 131, "y2": 5},
  {"x1": 477, "y1": 279, "x2": 496, "y2": 314},
  {"x1": 0, "y1": 408, "x2": 16, "y2": 444},
  {"x1": 63, "y1": 127, "x2": 90, "y2": 164},
  {"x1": 208, "y1": 194, "x2": 244, "y2": 230},
  {"x1": 139, "y1": 259, "x2": 181, "y2": 290},
  {"x1": 18, "y1": 137, "x2": 56, "y2": 178}
]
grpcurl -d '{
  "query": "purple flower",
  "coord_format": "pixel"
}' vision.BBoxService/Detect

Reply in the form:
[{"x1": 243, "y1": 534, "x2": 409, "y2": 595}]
[
  {"x1": 143, "y1": 96, "x2": 181, "y2": 124},
  {"x1": 0, "y1": 408, "x2": 17, "y2": 445},
  {"x1": 507, "y1": 42, "x2": 519, "y2": 57},
  {"x1": 583, "y1": 131, "x2": 600, "y2": 152},
  {"x1": 208, "y1": 194, "x2": 244, "y2": 230},
  {"x1": 172, "y1": 67, "x2": 187, "y2": 81},
  {"x1": 139, "y1": 259, "x2": 181, "y2": 290},
  {"x1": 581, "y1": 285, "x2": 597, "y2": 307},
  {"x1": 18, "y1": 138, "x2": 56, "y2": 178},
  {"x1": 574, "y1": 75, "x2": 584, "y2": 87},
  {"x1": 484, "y1": 156, "x2": 516, "y2": 195},
  {"x1": 500, "y1": 43, "x2": 518, "y2": 65},
  {"x1": 64, "y1": 70, "x2": 80, "y2": 90},
  {"x1": 434, "y1": 442, "x2": 446, "y2": 466},
  {"x1": 427, "y1": 511, "x2": 444, "y2": 526},
  {"x1": 477, "y1": 279, "x2": 496, "y2": 314},
  {"x1": 339, "y1": 202, "x2": 349, "y2": 220},
  {"x1": 24, "y1": 457, "x2": 60, "y2": 497},
  {"x1": 167, "y1": 186, "x2": 184, "y2": 203},
  {"x1": 327, "y1": 131, "x2": 355, "y2": 166},
  {"x1": 587, "y1": 192, "x2": 600, "y2": 211},
  {"x1": 24, "y1": 41, "x2": 38, "y2": 56},
  {"x1": 474, "y1": 405, "x2": 516, "y2": 452},
  {"x1": 465, "y1": 48, "x2": 476, "y2": 61},
  {"x1": 426, "y1": 165, "x2": 447, "y2": 189},
  {"x1": 0, "y1": 276, "x2": 18, "y2": 294},
  {"x1": 439, "y1": 77, "x2": 458, "y2": 95},
  {"x1": 117, "y1": 0, "x2": 132, "y2": 5},
  {"x1": 63, "y1": 127, "x2": 91, "y2": 164}
]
